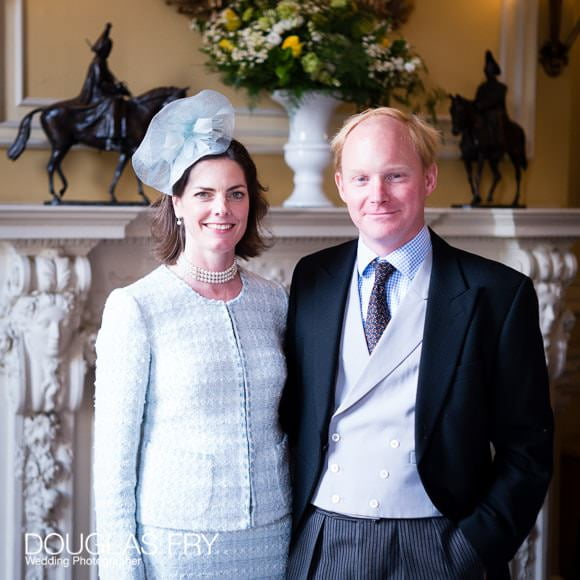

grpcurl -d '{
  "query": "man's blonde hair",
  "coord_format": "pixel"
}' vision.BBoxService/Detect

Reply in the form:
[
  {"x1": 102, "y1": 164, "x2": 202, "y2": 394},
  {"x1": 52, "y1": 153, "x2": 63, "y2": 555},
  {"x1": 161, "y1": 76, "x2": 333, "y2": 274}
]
[{"x1": 331, "y1": 108, "x2": 441, "y2": 172}]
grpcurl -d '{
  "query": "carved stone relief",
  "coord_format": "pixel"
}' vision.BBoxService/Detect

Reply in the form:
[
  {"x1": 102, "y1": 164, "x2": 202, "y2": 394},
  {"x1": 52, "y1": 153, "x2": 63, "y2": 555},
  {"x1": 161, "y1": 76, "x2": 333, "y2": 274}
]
[{"x1": 0, "y1": 242, "x2": 96, "y2": 577}]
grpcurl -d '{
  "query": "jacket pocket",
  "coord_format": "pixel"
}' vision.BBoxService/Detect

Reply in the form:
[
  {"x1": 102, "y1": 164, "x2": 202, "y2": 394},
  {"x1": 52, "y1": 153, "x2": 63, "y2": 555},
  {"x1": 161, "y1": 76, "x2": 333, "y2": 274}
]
[
  {"x1": 429, "y1": 517, "x2": 486, "y2": 577},
  {"x1": 275, "y1": 435, "x2": 292, "y2": 510},
  {"x1": 137, "y1": 443, "x2": 214, "y2": 529}
]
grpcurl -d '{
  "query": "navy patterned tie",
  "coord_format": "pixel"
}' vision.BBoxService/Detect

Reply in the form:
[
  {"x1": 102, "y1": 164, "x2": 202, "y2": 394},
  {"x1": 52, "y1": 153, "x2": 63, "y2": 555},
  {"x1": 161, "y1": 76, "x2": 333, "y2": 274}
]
[{"x1": 365, "y1": 260, "x2": 395, "y2": 353}]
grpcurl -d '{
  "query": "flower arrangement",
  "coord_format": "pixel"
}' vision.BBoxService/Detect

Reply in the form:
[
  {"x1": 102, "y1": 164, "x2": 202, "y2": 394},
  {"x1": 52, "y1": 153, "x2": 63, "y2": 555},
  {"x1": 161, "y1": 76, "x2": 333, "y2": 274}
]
[{"x1": 192, "y1": 0, "x2": 437, "y2": 111}]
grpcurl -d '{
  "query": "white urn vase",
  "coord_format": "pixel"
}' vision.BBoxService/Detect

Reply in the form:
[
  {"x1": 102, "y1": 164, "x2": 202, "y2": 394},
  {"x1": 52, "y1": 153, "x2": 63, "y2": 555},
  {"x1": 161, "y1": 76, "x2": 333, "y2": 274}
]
[{"x1": 271, "y1": 90, "x2": 341, "y2": 207}]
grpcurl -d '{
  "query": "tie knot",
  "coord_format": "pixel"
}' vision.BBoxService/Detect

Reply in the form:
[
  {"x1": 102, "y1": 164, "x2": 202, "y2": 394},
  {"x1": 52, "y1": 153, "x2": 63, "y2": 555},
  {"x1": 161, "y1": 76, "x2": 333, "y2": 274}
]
[{"x1": 374, "y1": 260, "x2": 395, "y2": 284}]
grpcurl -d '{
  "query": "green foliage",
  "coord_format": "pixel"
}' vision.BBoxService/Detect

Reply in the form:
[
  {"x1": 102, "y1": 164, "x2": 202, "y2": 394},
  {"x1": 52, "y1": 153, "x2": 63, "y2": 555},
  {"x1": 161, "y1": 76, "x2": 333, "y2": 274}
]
[{"x1": 193, "y1": 0, "x2": 438, "y2": 109}]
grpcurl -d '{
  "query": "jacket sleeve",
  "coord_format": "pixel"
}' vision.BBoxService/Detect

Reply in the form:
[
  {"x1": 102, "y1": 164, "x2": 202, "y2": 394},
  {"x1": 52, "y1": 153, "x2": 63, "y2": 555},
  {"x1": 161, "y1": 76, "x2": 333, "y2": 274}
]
[
  {"x1": 93, "y1": 289, "x2": 150, "y2": 580},
  {"x1": 459, "y1": 276, "x2": 554, "y2": 569}
]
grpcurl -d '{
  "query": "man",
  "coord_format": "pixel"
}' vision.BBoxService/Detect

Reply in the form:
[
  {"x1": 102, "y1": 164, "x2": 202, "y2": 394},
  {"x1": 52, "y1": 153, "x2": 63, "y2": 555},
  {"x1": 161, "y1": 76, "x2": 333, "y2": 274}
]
[
  {"x1": 79, "y1": 23, "x2": 131, "y2": 148},
  {"x1": 281, "y1": 108, "x2": 553, "y2": 579},
  {"x1": 82, "y1": 24, "x2": 131, "y2": 101},
  {"x1": 474, "y1": 51, "x2": 508, "y2": 150}
]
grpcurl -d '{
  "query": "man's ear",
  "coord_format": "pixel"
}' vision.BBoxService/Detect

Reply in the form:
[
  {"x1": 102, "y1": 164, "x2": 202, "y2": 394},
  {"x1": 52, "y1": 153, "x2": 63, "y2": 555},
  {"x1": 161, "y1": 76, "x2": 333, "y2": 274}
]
[
  {"x1": 424, "y1": 164, "x2": 438, "y2": 197},
  {"x1": 335, "y1": 172, "x2": 345, "y2": 202}
]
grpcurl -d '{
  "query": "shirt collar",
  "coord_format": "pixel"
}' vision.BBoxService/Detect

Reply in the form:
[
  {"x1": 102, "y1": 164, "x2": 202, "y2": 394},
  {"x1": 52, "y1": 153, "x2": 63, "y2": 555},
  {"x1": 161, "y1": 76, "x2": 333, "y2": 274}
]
[{"x1": 357, "y1": 225, "x2": 432, "y2": 280}]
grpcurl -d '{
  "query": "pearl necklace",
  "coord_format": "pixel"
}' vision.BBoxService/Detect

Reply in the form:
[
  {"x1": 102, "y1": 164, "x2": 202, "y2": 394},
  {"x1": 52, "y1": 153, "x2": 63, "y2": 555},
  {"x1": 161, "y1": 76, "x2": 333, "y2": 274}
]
[{"x1": 177, "y1": 254, "x2": 238, "y2": 284}]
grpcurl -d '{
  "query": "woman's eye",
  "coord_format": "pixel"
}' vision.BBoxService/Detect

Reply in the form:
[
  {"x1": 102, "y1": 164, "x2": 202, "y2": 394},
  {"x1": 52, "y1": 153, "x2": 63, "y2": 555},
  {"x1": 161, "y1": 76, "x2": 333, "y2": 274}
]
[
  {"x1": 194, "y1": 191, "x2": 211, "y2": 199},
  {"x1": 229, "y1": 190, "x2": 246, "y2": 200},
  {"x1": 353, "y1": 176, "x2": 368, "y2": 185},
  {"x1": 388, "y1": 173, "x2": 404, "y2": 181}
]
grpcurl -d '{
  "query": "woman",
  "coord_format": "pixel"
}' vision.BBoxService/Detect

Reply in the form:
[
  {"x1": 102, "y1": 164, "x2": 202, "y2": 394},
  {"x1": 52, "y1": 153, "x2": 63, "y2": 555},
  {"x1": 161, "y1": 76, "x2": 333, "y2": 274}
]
[{"x1": 93, "y1": 90, "x2": 291, "y2": 579}]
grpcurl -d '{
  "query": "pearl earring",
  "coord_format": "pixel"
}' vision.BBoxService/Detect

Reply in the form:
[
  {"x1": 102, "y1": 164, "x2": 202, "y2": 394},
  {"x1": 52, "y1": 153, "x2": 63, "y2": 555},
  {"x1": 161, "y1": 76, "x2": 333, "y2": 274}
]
[{"x1": 176, "y1": 217, "x2": 182, "y2": 226}]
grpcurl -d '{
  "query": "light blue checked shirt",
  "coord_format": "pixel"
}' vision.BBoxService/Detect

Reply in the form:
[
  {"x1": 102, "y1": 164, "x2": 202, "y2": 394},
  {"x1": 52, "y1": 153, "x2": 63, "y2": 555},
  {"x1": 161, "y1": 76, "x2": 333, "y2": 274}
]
[{"x1": 357, "y1": 226, "x2": 432, "y2": 324}]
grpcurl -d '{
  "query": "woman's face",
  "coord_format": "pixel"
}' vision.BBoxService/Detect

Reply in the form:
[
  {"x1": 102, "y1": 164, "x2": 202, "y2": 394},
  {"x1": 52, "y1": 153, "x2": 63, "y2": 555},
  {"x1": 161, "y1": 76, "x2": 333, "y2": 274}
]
[{"x1": 173, "y1": 157, "x2": 250, "y2": 263}]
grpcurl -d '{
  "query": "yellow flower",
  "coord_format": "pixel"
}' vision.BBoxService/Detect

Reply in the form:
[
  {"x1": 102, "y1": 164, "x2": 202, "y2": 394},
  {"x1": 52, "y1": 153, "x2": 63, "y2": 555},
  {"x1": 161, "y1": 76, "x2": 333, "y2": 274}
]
[
  {"x1": 218, "y1": 38, "x2": 234, "y2": 52},
  {"x1": 381, "y1": 37, "x2": 391, "y2": 49},
  {"x1": 223, "y1": 8, "x2": 241, "y2": 32},
  {"x1": 282, "y1": 35, "x2": 303, "y2": 58}
]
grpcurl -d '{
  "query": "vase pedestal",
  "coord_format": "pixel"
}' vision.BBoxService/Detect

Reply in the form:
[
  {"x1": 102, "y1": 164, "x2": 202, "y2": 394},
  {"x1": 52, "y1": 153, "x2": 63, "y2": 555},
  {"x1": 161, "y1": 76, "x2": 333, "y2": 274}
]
[{"x1": 271, "y1": 91, "x2": 340, "y2": 207}]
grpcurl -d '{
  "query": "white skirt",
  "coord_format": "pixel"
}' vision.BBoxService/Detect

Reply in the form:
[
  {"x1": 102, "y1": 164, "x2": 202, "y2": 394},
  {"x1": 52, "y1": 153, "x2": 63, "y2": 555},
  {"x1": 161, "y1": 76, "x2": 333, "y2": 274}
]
[{"x1": 137, "y1": 516, "x2": 291, "y2": 579}]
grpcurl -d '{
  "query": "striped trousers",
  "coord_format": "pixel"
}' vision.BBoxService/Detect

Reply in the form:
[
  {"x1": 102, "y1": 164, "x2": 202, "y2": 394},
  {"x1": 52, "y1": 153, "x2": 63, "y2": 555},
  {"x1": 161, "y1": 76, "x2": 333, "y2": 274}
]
[{"x1": 287, "y1": 507, "x2": 485, "y2": 580}]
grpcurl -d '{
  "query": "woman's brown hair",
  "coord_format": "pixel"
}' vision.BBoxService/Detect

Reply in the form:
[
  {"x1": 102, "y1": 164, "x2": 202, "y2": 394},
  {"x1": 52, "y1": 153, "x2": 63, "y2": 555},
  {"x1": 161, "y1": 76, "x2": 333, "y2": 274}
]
[{"x1": 150, "y1": 139, "x2": 270, "y2": 264}]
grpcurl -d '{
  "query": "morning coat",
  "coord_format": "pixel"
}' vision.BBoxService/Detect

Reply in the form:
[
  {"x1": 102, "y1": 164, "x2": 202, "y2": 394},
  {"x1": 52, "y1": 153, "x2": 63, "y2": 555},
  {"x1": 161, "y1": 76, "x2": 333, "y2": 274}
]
[{"x1": 280, "y1": 229, "x2": 553, "y2": 578}]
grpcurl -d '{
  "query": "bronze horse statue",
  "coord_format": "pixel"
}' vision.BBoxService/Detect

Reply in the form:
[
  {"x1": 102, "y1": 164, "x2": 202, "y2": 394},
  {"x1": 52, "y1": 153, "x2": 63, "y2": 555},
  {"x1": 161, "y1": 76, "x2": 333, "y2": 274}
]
[
  {"x1": 7, "y1": 86, "x2": 187, "y2": 204},
  {"x1": 449, "y1": 94, "x2": 527, "y2": 207}
]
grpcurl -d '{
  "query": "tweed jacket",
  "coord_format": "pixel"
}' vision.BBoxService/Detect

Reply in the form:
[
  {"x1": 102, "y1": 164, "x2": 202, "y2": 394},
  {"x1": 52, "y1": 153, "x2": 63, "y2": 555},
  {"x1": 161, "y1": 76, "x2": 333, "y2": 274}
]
[{"x1": 94, "y1": 266, "x2": 291, "y2": 565}]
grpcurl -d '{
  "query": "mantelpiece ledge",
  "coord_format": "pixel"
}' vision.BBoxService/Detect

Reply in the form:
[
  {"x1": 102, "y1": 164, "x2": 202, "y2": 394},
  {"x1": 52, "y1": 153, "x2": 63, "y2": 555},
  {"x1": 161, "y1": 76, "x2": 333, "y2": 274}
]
[
  {"x1": 0, "y1": 204, "x2": 145, "y2": 239},
  {"x1": 1, "y1": 204, "x2": 580, "y2": 241}
]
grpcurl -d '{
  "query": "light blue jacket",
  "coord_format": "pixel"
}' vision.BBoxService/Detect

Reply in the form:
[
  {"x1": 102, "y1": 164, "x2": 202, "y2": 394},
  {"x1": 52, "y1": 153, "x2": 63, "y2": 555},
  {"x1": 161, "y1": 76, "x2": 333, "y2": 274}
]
[{"x1": 94, "y1": 266, "x2": 291, "y2": 570}]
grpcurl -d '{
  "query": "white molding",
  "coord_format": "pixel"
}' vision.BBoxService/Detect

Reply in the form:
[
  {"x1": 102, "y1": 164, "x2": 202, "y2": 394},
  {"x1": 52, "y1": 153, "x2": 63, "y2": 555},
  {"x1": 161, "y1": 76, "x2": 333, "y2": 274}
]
[
  {"x1": 13, "y1": 0, "x2": 23, "y2": 107},
  {"x1": 499, "y1": 0, "x2": 539, "y2": 157},
  {"x1": 0, "y1": 205, "x2": 578, "y2": 580},
  {"x1": 0, "y1": 205, "x2": 147, "y2": 239},
  {"x1": 0, "y1": 236, "x2": 94, "y2": 580},
  {"x1": 424, "y1": 207, "x2": 580, "y2": 238},
  {"x1": 0, "y1": 0, "x2": 537, "y2": 155},
  {"x1": 3, "y1": 204, "x2": 580, "y2": 241},
  {"x1": 266, "y1": 207, "x2": 580, "y2": 240}
]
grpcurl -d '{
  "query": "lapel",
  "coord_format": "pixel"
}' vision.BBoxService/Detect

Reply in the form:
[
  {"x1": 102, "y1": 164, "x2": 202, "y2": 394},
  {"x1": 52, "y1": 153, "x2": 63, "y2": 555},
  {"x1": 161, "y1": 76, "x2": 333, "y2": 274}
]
[
  {"x1": 415, "y1": 230, "x2": 480, "y2": 461},
  {"x1": 306, "y1": 241, "x2": 357, "y2": 428},
  {"x1": 334, "y1": 251, "x2": 432, "y2": 416}
]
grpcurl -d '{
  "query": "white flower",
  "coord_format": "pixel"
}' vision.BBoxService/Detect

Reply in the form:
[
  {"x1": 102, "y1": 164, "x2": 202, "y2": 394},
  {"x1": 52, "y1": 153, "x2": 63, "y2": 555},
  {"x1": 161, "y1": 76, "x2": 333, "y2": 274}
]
[
  {"x1": 291, "y1": 16, "x2": 304, "y2": 28},
  {"x1": 266, "y1": 31, "x2": 282, "y2": 46},
  {"x1": 272, "y1": 22, "x2": 285, "y2": 34},
  {"x1": 193, "y1": 0, "x2": 430, "y2": 108}
]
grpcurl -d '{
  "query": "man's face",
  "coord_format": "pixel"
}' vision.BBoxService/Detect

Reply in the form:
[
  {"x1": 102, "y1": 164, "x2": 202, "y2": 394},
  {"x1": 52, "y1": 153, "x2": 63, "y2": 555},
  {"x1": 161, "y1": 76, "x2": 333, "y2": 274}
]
[{"x1": 335, "y1": 116, "x2": 437, "y2": 256}]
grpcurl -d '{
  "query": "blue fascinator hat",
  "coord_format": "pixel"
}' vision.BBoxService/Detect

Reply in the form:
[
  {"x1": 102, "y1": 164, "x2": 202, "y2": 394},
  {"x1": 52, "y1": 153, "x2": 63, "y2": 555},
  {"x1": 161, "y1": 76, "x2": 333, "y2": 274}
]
[{"x1": 132, "y1": 89, "x2": 235, "y2": 195}]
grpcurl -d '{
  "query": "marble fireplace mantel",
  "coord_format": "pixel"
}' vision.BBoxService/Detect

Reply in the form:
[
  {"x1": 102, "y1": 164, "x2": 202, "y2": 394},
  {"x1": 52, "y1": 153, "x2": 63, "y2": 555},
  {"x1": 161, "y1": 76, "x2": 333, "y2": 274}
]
[{"x1": 1, "y1": 204, "x2": 580, "y2": 580}]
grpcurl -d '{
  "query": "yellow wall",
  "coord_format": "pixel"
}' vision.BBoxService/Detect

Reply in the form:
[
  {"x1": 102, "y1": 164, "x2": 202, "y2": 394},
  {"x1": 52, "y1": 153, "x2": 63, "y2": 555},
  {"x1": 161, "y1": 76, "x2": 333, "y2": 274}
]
[
  {"x1": 569, "y1": 0, "x2": 580, "y2": 208},
  {"x1": 0, "y1": 0, "x2": 578, "y2": 209}
]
